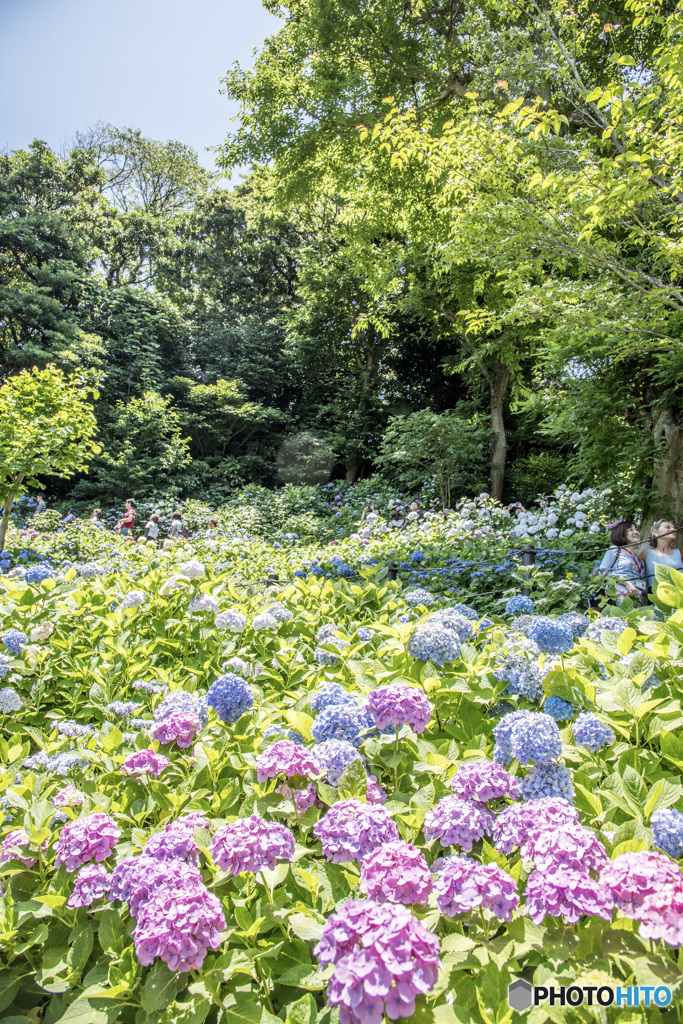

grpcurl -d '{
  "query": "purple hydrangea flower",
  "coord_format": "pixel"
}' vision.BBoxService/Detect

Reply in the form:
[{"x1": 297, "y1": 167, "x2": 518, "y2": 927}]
[
  {"x1": 366, "y1": 775, "x2": 387, "y2": 804},
  {"x1": 52, "y1": 784, "x2": 84, "y2": 808},
  {"x1": 423, "y1": 797, "x2": 494, "y2": 852},
  {"x1": 435, "y1": 856, "x2": 519, "y2": 921},
  {"x1": 256, "y1": 740, "x2": 320, "y2": 783},
  {"x1": 492, "y1": 798, "x2": 579, "y2": 854},
  {"x1": 451, "y1": 761, "x2": 519, "y2": 803},
  {"x1": 359, "y1": 841, "x2": 433, "y2": 905},
  {"x1": 134, "y1": 884, "x2": 226, "y2": 972},
  {"x1": 276, "y1": 782, "x2": 321, "y2": 814},
  {"x1": 521, "y1": 762, "x2": 575, "y2": 803},
  {"x1": 600, "y1": 852, "x2": 683, "y2": 916},
  {"x1": 651, "y1": 808, "x2": 683, "y2": 859},
  {"x1": 523, "y1": 823, "x2": 608, "y2": 874},
  {"x1": 366, "y1": 684, "x2": 432, "y2": 734},
  {"x1": 121, "y1": 749, "x2": 171, "y2": 777},
  {"x1": 572, "y1": 713, "x2": 615, "y2": 752},
  {"x1": 55, "y1": 813, "x2": 120, "y2": 872},
  {"x1": 524, "y1": 869, "x2": 613, "y2": 924},
  {"x1": 109, "y1": 854, "x2": 203, "y2": 916},
  {"x1": 207, "y1": 673, "x2": 254, "y2": 723},
  {"x1": 314, "y1": 899, "x2": 441, "y2": 1024},
  {"x1": 313, "y1": 799, "x2": 399, "y2": 863},
  {"x1": 210, "y1": 814, "x2": 295, "y2": 875},
  {"x1": 0, "y1": 828, "x2": 39, "y2": 867},
  {"x1": 149, "y1": 710, "x2": 201, "y2": 748},
  {"x1": 143, "y1": 814, "x2": 210, "y2": 867},
  {"x1": 67, "y1": 864, "x2": 111, "y2": 908},
  {"x1": 636, "y1": 882, "x2": 683, "y2": 946}
]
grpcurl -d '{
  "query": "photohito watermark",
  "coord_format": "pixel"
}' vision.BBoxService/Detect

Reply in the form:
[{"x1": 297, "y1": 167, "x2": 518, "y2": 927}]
[{"x1": 508, "y1": 979, "x2": 672, "y2": 1012}]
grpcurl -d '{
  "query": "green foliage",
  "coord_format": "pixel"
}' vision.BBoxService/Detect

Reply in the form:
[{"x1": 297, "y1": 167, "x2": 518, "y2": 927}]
[
  {"x1": 276, "y1": 433, "x2": 335, "y2": 487},
  {"x1": 378, "y1": 410, "x2": 492, "y2": 507}
]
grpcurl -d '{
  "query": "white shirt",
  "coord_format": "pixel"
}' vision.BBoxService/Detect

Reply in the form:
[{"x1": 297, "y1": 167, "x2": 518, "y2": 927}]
[{"x1": 145, "y1": 521, "x2": 160, "y2": 538}]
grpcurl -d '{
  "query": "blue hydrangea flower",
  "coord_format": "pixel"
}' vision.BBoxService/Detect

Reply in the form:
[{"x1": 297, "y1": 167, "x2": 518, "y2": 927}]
[
  {"x1": 585, "y1": 617, "x2": 628, "y2": 643},
  {"x1": 0, "y1": 655, "x2": 11, "y2": 679},
  {"x1": 506, "y1": 595, "x2": 535, "y2": 615},
  {"x1": 557, "y1": 612, "x2": 589, "y2": 638},
  {"x1": 294, "y1": 569, "x2": 307, "y2": 578},
  {"x1": 311, "y1": 683, "x2": 358, "y2": 712},
  {"x1": 311, "y1": 703, "x2": 366, "y2": 747},
  {"x1": 207, "y1": 673, "x2": 254, "y2": 723},
  {"x1": 493, "y1": 710, "x2": 533, "y2": 764},
  {"x1": 335, "y1": 562, "x2": 355, "y2": 578},
  {"x1": 316, "y1": 623, "x2": 338, "y2": 643},
  {"x1": 410, "y1": 551, "x2": 425, "y2": 563},
  {"x1": 56, "y1": 719, "x2": 95, "y2": 737},
  {"x1": 398, "y1": 614, "x2": 411, "y2": 624},
  {"x1": 528, "y1": 617, "x2": 574, "y2": 655},
  {"x1": 263, "y1": 725, "x2": 304, "y2": 744},
  {"x1": 1, "y1": 630, "x2": 28, "y2": 655},
  {"x1": 132, "y1": 680, "x2": 168, "y2": 695},
  {"x1": 544, "y1": 696, "x2": 575, "y2": 722},
  {"x1": 521, "y1": 763, "x2": 575, "y2": 803},
  {"x1": 0, "y1": 687, "x2": 22, "y2": 713},
  {"x1": 572, "y1": 712, "x2": 615, "y2": 752},
  {"x1": 431, "y1": 609, "x2": 475, "y2": 643},
  {"x1": 651, "y1": 808, "x2": 683, "y2": 859},
  {"x1": 78, "y1": 562, "x2": 104, "y2": 578},
  {"x1": 408, "y1": 621, "x2": 461, "y2": 667},
  {"x1": 357, "y1": 628, "x2": 374, "y2": 642},
  {"x1": 496, "y1": 657, "x2": 545, "y2": 703},
  {"x1": 107, "y1": 701, "x2": 143, "y2": 719},
  {"x1": 314, "y1": 739, "x2": 364, "y2": 785},
  {"x1": 314, "y1": 638, "x2": 350, "y2": 667},
  {"x1": 25, "y1": 564, "x2": 56, "y2": 585},
  {"x1": 404, "y1": 588, "x2": 435, "y2": 608},
  {"x1": 155, "y1": 690, "x2": 209, "y2": 728},
  {"x1": 511, "y1": 712, "x2": 562, "y2": 765},
  {"x1": 453, "y1": 603, "x2": 480, "y2": 622}
]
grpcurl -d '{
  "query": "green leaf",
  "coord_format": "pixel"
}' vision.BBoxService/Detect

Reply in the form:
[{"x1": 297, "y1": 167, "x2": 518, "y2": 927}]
[
  {"x1": 67, "y1": 923, "x2": 94, "y2": 976},
  {"x1": 53, "y1": 999, "x2": 121, "y2": 1024},
  {"x1": 285, "y1": 994, "x2": 317, "y2": 1024},
  {"x1": 289, "y1": 913, "x2": 325, "y2": 942},
  {"x1": 621, "y1": 765, "x2": 647, "y2": 809},
  {"x1": 97, "y1": 909, "x2": 130, "y2": 955},
  {"x1": 337, "y1": 758, "x2": 368, "y2": 800},
  {"x1": 141, "y1": 962, "x2": 185, "y2": 1014}
]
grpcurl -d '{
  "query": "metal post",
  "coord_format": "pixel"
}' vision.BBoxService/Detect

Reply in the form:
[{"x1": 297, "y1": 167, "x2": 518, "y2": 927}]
[
  {"x1": 387, "y1": 562, "x2": 397, "y2": 581},
  {"x1": 522, "y1": 545, "x2": 535, "y2": 597}
]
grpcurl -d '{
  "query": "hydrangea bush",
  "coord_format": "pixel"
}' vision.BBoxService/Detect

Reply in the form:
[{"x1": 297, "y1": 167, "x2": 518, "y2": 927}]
[{"x1": 0, "y1": 488, "x2": 681, "y2": 1023}]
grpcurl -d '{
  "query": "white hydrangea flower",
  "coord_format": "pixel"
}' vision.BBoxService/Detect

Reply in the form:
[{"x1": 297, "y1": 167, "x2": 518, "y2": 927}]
[
  {"x1": 189, "y1": 593, "x2": 219, "y2": 614},
  {"x1": 253, "y1": 612, "x2": 278, "y2": 630},
  {"x1": 180, "y1": 560, "x2": 205, "y2": 579},
  {"x1": 122, "y1": 590, "x2": 147, "y2": 608},
  {"x1": 546, "y1": 528, "x2": 559, "y2": 540},
  {"x1": 30, "y1": 622, "x2": 53, "y2": 643}
]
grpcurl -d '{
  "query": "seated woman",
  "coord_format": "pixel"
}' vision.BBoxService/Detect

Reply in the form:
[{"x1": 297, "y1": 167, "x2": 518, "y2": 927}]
[
  {"x1": 646, "y1": 519, "x2": 682, "y2": 589},
  {"x1": 598, "y1": 519, "x2": 648, "y2": 604}
]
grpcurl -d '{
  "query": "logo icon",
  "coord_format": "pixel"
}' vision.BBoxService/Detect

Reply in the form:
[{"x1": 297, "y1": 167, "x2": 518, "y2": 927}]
[{"x1": 508, "y1": 979, "x2": 533, "y2": 1012}]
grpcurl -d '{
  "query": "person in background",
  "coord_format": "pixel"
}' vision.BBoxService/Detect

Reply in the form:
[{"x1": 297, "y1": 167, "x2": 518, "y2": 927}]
[
  {"x1": 169, "y1": 511, "x2": 183, "y2": 538},
  {"x1": 33, "y1": 494, "x2": 47, "y2": 517},
  {"x1": 62, "y1": 509, "x2": 77, "y2": 524},
  {"x1": 388, "y1": 507, "x2": 404, "y2": 529},
  {"x1": 116, "y1": 499, "x2": 136, "y2": 536},
  {"x1": 405, "y1": 500, "x2": 424, "y2": 526},
  {"x1": 89, "y1": 509, "x2": 104, "y2": 529},
  {"x1": 646, "y1": 519, "x2": 682, "y2": 590},
  {"x1": 143, "y1": 513, "x2": 160, "y2": 543},
  {"x1": 598, "y1": 519, "x2": 648, "y2": 604}
]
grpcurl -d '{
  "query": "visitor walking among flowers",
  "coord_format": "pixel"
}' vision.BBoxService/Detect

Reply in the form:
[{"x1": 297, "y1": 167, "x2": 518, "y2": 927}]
[
  {"x1": 598, "y1": 520, "x2": 647, "y2": 604},
  {"x1": 646, "y1": 519, "x2": 682, "y2": 590}
]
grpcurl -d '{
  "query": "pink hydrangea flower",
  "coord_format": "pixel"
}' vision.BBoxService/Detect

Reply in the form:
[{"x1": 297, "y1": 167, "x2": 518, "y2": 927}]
[
  {"x1": 600, "y1": 852, "x2": 683, "y2": 917},
  {"x1": 491, "y1": 798, "x2": 579, "y2": 854},
  {"x1": 52, "y1": 785, "x2": 84, "y2": 808},
  {"x1": 68, "y1": 864, "x2": 111, "y2": 908},
  {"x1": 366, "y1": 684, "x2": 432, "y2": 734},
  {"x1": 451, "y1": 761, "x2": 519, "y2": 803},
  {"x1": 636, "y1": 882, "x2": 683, "y2": 946},
  {"x1": 210, "y1": 814, "x2": 295, "y2": 875},
  {"x1": 149, "y1": 711, "x2": 201, "y2": 748},
  {"x1": 55, "y1": 813, "x2": 120, "y2": 872},
  {"x1": 121, "y1": 749, "x2": 171, "y2": 777},
  {"x1": 314, "y1": 899, "x2": 441, "y2": 1024},
  {"x1": 423, "y1": 797, "x2": 494, "y2": 852},
  {"x1": 109, "y1": 854, "x2": 203, "y2": 916},
  {"x1": 523, "y1": 823, "x2": 608, "y2": 874},
  {"x1": 314, "y1": 799, "x2": 399, "y2": 863},
  {"x1": 366, "y1": 775, "x2": 387, "y2": 804},
  {"x1": 434, "y1": 856, "x2": 519, "y2": 921},
  {"x1": 0, "y1": 828, "x2": 39, "y2": 867},
  {"x1": 360, "y1": 841, "x2": 433, "y2": 905},
  {"x1": 276, "y1": 782, "x2": 322, "y2": 814},
  {"x1": 525, "y1": 869, "x2": 613, "y2": 924},
  {"x1": 143, "y1": 814, "x2": 210, "y2": 867},
  {"x1": 256, "y1": 740, "x2": 320, "y2": 783},
  {"x1": 134, "y1": 884, "x2": 226, "y2": 972}
]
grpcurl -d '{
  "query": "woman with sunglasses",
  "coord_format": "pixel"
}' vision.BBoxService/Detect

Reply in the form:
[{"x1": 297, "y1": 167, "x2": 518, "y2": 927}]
[
  {"x1": 598, "y1": 520, "x2": 648, "y2": 604},
  {"x1": 646, "y1": 519, "x2": 682, "y2": 590}
]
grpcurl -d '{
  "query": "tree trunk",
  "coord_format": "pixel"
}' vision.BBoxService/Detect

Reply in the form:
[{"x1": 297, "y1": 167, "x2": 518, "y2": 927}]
[
  {"x1": 651, "y1": 407, "x2": 683, "y2": 521},
  {"x1": 0, "y1": 491, "x2": 15, "y2": 552},
  {"x1": 490, "y1": 360, "x2": 511, "y2": 502},
  {"x1": 345, "y1": 454, "x2": 358, "y2": 484}
]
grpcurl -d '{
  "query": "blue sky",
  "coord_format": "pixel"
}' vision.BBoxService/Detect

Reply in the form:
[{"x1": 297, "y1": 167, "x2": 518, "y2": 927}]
[{"x1": 0, "y1": 0, "x2": 281, "y2": 174}]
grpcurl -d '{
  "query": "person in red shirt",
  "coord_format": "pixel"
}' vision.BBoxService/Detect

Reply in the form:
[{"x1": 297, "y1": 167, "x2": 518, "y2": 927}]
[{"x1": 116, "y1": 499, "x2": 136, "y2": 536}]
